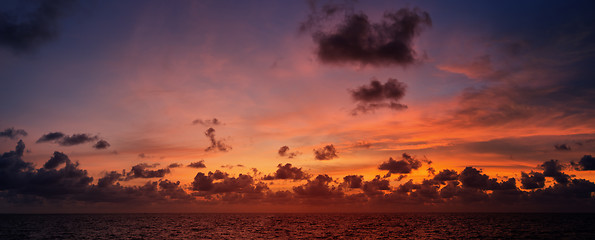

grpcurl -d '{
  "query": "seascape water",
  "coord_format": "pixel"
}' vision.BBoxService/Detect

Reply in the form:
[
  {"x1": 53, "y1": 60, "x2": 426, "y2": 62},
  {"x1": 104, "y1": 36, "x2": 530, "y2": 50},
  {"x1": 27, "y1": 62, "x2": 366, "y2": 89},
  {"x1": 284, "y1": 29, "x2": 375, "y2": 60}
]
[{"x1": 1, "y1": 213, "x2": 594, "y2": 239}]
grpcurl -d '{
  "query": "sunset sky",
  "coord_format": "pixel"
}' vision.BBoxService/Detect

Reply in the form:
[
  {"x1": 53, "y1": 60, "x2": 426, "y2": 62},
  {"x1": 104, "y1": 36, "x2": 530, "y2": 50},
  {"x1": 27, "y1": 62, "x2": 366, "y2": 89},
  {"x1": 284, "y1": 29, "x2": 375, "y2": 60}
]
[{"x1": 1, "y1": 0, "x2": 594, "y2": 212}]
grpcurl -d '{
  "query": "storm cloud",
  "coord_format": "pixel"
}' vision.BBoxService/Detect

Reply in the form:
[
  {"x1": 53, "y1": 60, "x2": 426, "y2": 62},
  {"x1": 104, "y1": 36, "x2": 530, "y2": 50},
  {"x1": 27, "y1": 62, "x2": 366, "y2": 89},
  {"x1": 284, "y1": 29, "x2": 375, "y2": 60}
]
[
  {"x1": 36, "y1": 132, "x2": 110, "y2": 150},
  {"x1": 350, "y1": 78, "x2": 407, "y2": 115}
]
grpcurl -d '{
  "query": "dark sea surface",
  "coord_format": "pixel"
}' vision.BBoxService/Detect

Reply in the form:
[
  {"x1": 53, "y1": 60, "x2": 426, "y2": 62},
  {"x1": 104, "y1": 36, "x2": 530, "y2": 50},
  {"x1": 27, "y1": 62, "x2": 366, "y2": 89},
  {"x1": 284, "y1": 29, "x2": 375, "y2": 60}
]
[{"x1": 1, "y1": 213, "x2": 594, "y2": 239}]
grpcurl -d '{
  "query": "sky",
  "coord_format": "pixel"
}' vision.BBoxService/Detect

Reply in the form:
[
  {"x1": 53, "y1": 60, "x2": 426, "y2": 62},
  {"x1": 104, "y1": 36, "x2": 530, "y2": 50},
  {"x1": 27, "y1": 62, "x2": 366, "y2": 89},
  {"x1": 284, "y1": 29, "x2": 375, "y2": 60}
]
[{"x1": 1, "y1": 0, "x2": 594, "y2": 213}]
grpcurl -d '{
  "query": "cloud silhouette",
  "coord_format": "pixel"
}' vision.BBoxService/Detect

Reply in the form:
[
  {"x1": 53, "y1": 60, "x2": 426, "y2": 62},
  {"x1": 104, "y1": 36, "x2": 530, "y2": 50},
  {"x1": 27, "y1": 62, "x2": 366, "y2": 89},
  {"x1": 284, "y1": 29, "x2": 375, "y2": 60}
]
[
  {"x1": 204, "y1": 128, "x2": 231, "y2": 152},
  {"x1": 0, "y1": 0, "x2": 76, "y2": 53},
  {"x1": 305, "y1": 6, "x2": 431, "y2": 66},
  {"x1": 350, "y1": 78, "x2": 407, "y2": 115},
  {"x1": 263, "y1": 163, "x2": 310, "y2": 181},
  {"x1": 187, "y1": 160, "x2": 207, "y2": 168},
  {"x1": 313, "y1": 144, "x2": 338, "y2": 160},
  {"x1": 378, "y1": 153, "x2": 422, "y2": 174},
  {"x1": 0, "y1": 128, "x2": 27, "y2": 139},
  {"x1": 278, "y1": 146, "x2": 299, "y2": 158}
]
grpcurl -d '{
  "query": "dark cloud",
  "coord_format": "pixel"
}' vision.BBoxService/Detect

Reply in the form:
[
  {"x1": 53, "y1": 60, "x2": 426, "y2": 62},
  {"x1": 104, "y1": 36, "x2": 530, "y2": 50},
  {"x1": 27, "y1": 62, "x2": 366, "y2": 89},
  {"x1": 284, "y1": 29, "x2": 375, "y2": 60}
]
[
  {"x1": 43, "y1": 152, "x2": 69, "y2": 169},
  {"x1": 313, "y1": 144, "x2": 338, "y2": 160},
  {"x1": 378, "y1": 153, "x2": 422, "y2": 174},
  {"x1": 2, "y1": 141, "x2": 595, "y2": 211},
  {"x1": 187, "y1": 160, "x2": 206, "y2": 168},
  {"x1": 204, "y1": 128, "x2": 231, "y2": 152},
  {"x1": 554, "y1": 144, "x2": 571, "y2": 151},
  {"x1": 191, "y1": 171, "x2": 268, "y2": 196},
  {"x1": 192, "y1": 118, "x2": 222, "y2": 126},
  {"x1": 572, "y1": 155, "x2": 595, "y2": 171},
  {"x1": 0, "y1": 0, "x2": 75, "y2": 53},
  {"x1": 459, "y1": 167, "x2": 517, "y2": 190},
  {"x1": 342, "y1": 175, "x2": 363, "y2": 188},
  {"x1": 167, "y1": 163, "x2": 183, "y2": 168},
  {"x1": 362, "y1": 176, "x2": 390, "y2": 196},
  {"x1": 58, "y1": 134, "x2": 98, "y2": 146},
  {"x1": 350, "y1": 78, "x2": 407, "y2": 115},
  {"x1": 36, "y1": 132, "x2": 108, "y2": 149},
  {"x1": 138, "y1": 153, "x2": 152, "y2": 158},
  {"x1": 36, "y1": 132, "x2": 65, "y2": 143},
  {"x1": 433, "y1": 169, "x2": 459, "y2": 184},
  {"x1": 263, "y1": 163, "x2": 310, "y2": 181},
  {"x1": 293, "y1": 174, "x2": 343, "y2": 198},
  {"x1": 124, "y1": 163, "x2": 171, "y2": 180},
  {"x1": 92, "y1": 140, "x2": 110, "y2": 149},
  {"x1": 278, "y1": 146, "x2": 299, "y2": 158},
  {"x1": 541, "y1": 160, "x2": 570, "y2": 184},
  {"x1": 0, "y1": 128, "x2": 27, "y2": 139},
  {"x1": 520, "y1": 171, "x2": 546, "y2": 189},
  {"x1": 306, "y1": 6, "x2": 431, "y2": 66}
]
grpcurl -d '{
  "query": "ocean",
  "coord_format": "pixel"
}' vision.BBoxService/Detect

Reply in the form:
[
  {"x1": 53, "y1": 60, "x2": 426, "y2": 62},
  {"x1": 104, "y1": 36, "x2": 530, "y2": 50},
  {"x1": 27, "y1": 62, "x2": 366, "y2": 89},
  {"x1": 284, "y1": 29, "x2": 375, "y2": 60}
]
[{"x1": 1, "y1": 213, "x2": 594, "y2": 239}]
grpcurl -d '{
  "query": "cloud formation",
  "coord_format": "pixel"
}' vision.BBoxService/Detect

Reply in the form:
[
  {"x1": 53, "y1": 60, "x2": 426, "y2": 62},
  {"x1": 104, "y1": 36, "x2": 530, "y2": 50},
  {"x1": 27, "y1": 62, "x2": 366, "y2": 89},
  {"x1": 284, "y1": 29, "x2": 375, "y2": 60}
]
[
  {"x1": 187, "y1": 160, "x2": 206, "y2": 168},
  {"x1": 1, "y1": 142, "x2": 594, "y2": 212},
  {"x1": 378, "y1": 153, "x2": 422, "y2": 174},
  {"x1": 36, "y1": 132, "x2": 110, "y2": 150},
  {"x1": 204, "y1": 128, "x2": 231, "y2": 152},
  {"x1": 0, "y1": 0, "x2": 75, "y2": 53},
  {"x1": 350, "y1": 78, "x2": 407, "y2": 115},
  {"x1": 0, "y1": 128, "x2": 27, "y2": 140},
  {"x1": 313, "y1": 144, "x2": 338, "y2": 160},
  {"x1": 305, "y1": 5, "x2": 431, "y2": 66},
  {"x1": 124, "y1": 163, "x2": 171, "y2": 180},
  {"x1": 192, "y1": 118, "x2": 222, "y2": 126},
  {"x1": 278, "y1": 146, "x2": 299, "y2": 158},
  {"x1": 263, "y1": 163, "x2": 310, "y2": 181},
  {"x1": 572, "y1": 155, "x2": 595, "y2": 171},
  {"x1": 93, "y1": 140, "x2": 110, "y2": 149}
]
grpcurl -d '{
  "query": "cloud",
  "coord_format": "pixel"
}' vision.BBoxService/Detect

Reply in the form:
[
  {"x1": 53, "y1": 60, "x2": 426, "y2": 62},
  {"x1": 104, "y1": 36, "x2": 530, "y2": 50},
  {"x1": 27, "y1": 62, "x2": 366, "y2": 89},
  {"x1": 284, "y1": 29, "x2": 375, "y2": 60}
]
[
  {"x1": 459, "y1": 167, "x2": 517, "y2": 191},
  {"x1": 263, "y1": 163, "x2": 310, "y2": 181},
  {"x1": 204, "y1": 128, "x2": 231, "y2": 152},
  {"x1": 293, "y1": 174, "x2": 343, "y2": 198},
  {"x1": 187, "y1": 160, "x2": 206, "y2": 168},
  {"x1": 124, "y1": 163, "x2": 171, "y2": 180},
  {"x1": 305, "y1": 5, "x2": 432, "y2": 66},
  {"x1": 36, "y1": 132, "x2": 110, "y2": 150},
  {"x1": 191, "y1": 171, "x2": 268, "y2": 196},
  {"x1": 192, "y1": 118, "x2": 222, "y2": 126},
  {"x1": 313, "y1": 144, "x2": 338, "y2": 160},
  {"x1": 0, "y1": 0, "x2": 76, "y2": 53},
  {"x1": 43, "y1": 152, "x2": 70, "y2": 169},
  {"x1": 167, "y1": 163, "x2": 183, "y2": 168},
  {"x1": 554, "y1": 144, "x2": 571, "y2": 151},
  {"x1": 541, "y1": 160, "x2": 570, "y2": 184},
  {"x1": 433, "y1": 169, "x2": 459, "y2": 184},
  {"x1": 278, "y1": 146, "x2": 299, "y2": 158},
  {"x1": 572, "y1": 155, "x2": 595, "y2": 171},
  {"x1": 342, "y1": 175, "x2": 363, "y2": 188},
  {"x1": 520, "y1": 171, "x2": 546, "y2": 189},
  {"x1": 350, "y1": 78, "x2": 407, "y2": 115},
  {"x1": 2, "y1": 141, "x2": 595, "y2": 211},
  {"x1": 36, "y1": 132, "x2": 65, "y2": 143},
  {"x1": 378, "y1": 153, "x2": 422, "y2": 174},
  {"x1": 58, "y1": 134, "x2": 98, "y2": 146},
  {"x1": 93, "y1": 140, "x2": 110, "y2": 149},
  {"x1": 0, "y1": 128, "x2": 27, "y2": 140}
]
